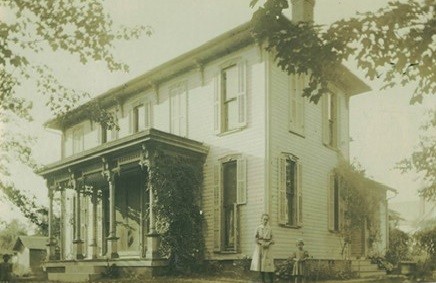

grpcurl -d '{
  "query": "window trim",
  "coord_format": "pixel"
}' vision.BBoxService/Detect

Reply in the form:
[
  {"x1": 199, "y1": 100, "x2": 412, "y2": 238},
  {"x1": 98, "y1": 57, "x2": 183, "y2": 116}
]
[
  {"x1": 169, "y1": 81, "x2": 188, "y2": 137},
  {"x1": 289, "y1": 74, "x2": 306, "y2": 137},
  {"x1": 72, "y1": 125, "x2": 84, "y2": 154},
  {"x1": 214, "y1": 57, "x2": 247, "y2": 135},
  {"x1": 213, "y1": 154, "x2": 247, "y2": 253},
  {"x1": 278, "y1": 152, "x2": 303, "y2": 228}
]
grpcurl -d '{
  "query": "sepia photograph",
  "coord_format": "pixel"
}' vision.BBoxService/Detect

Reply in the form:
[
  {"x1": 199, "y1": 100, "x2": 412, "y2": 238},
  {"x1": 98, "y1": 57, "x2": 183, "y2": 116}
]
[{"x1": 0, "y1": 0, "x2": 434, "y2": 282}]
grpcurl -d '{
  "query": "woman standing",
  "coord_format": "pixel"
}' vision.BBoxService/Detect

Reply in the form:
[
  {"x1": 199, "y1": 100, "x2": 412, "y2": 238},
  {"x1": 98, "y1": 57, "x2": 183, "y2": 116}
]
[{"x1": 250, "y1": 214, "x2": 274, "y2": 283}]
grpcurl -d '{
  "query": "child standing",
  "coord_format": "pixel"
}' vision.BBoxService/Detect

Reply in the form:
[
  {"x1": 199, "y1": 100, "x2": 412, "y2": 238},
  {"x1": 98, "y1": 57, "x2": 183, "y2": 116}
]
[
  {"x1": 0, "y1": 254, "x2": 13, "y2": 283},
  {"x1": 292, "y1": 239, "x2": 309, "y2": 283}
]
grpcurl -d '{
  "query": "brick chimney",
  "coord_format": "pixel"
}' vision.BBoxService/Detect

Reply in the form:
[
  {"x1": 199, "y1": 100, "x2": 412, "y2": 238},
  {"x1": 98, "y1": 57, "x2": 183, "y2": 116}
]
[{"x1": 290, "y1": 0, "x2": 315, "y2": 22}]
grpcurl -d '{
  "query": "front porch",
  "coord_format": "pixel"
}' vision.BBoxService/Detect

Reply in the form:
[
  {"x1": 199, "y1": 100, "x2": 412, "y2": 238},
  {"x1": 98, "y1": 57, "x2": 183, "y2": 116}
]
[{"x1": 38, "y1": 129, "x2": 208, "y2": 280}]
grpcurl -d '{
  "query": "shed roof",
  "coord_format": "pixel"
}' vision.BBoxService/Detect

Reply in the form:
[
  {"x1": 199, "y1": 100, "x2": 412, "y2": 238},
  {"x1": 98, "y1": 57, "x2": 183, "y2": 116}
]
[{"x1": 13, "y1": 236, "x2": 48, "y2": 251}]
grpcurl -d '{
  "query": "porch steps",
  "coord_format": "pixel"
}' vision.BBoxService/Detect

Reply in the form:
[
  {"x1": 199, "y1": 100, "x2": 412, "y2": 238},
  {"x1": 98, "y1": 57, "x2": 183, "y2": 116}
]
[{"x1": 351, "y1": 259, "x2": 386, "y2": 278}]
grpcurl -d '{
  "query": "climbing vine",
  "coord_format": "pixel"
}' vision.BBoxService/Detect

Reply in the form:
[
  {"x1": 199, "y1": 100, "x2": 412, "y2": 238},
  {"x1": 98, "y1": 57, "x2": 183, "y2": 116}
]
[
  {"x1": 150, "y1": 150, "x2": 205, "y2": 273},
  {"x1": 335, "y1": 160, "x2": 384, "y2": 253}
]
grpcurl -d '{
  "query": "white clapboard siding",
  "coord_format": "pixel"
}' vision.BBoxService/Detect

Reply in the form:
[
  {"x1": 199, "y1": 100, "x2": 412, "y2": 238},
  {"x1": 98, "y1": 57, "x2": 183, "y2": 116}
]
[{"x1": 267, "y1": 53, "x2": 350, "y2": 260}]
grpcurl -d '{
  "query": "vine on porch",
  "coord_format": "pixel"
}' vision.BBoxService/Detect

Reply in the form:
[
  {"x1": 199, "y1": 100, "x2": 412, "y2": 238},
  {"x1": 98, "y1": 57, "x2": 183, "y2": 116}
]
[
  {"x1": 150, "y1": 150, "x2": 205, "y2": 273},
  {"x1": 335, "y1": 160, "x2": 383, "y2": 257}
]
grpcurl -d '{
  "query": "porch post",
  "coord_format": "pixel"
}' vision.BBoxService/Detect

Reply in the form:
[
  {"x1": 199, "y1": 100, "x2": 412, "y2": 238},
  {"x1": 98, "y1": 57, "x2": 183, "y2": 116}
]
[
  {"x1": 140, "y1": 146, "x2": 161, "y2": 260},
  {"x1": 104, "y1": 170, "x2": 119, "y2": 258},
  {"x1": 47, "y1": 183, "x2": 57, "y2": 260},
  {"x1": 145, "y1": 164, "x2": 160, "y2": 259},
  {"x1": 89, "y1": 188, "x2": 98, "y2": 259},
  {"x1": 71, "y1": 174, "x2": 84, "y2": 259}
]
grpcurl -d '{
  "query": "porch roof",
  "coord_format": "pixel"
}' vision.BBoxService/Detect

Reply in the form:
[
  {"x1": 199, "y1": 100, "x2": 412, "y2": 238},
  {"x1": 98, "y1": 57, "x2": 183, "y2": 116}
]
[
  {"x1": 36, "y1": 128, "x2": 208, "y2": 178},
  {"x1": 45, "y1": 21, "x2": 370, "y2": 130}
]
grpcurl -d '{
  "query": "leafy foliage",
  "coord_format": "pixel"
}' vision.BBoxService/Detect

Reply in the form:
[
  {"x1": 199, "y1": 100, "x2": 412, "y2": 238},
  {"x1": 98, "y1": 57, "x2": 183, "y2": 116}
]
[
  {"x1": 0, "y1": 219, "x2": 27, "y2": 252},
  {"x1": 151, "y1": 150, "x2": 205, "y2": 273},
  {"x1": 335, "y1": 160, "x2": 383, "y2": 242},
  {"x1": 415, "y1": 226, "x2": 436, "y2": 260},
  {"x1": 0, "y1": 0, "x2": 150, "y2": 229},
  {"x1": 250, "y1": 0, "x2": 435, "y2": 103},
  {"x1": 385, "y1": 228, "x2": 411, "y2": 266},
  {"x1": 397, "y1": 109, "x2": 436, "y2": 201}
]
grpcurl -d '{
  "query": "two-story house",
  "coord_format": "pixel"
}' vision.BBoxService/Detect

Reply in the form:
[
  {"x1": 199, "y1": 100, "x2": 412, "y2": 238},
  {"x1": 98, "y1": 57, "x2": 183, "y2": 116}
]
[{"x1": 38, "y1": 1, "x2": 391, "y2": 281}]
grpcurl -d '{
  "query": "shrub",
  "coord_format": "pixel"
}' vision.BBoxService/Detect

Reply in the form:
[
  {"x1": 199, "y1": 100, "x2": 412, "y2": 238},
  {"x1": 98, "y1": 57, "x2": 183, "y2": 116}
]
[
  {"x1": 275, "y1": 259, "x2": 356, "y2": 281},
  {"x1": 415, "y1": 226, "x2": 436, "y2": 260},
  {"x1": 385, "y1": 228, "x2": 411, "y2": 266}
]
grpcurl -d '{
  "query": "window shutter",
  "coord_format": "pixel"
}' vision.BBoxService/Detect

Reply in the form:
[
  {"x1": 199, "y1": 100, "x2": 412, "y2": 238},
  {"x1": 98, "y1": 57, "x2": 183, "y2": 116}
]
[
  {"x1": 236, "y1": 158, "x2": 247, "y2": 205},
  {"x1": 144, "y1": 102, "x2": 152, "y2": 129},
  {"x1": 233, "y1": 203, "x2": 239, "y2": 252},
  {"x1": 180, "y1": 86, "x2": 187, "y2": 137},
  {"x1": 278, "y1": 156, "x2": 288, "y2": 225},
  {"x1": 297, "y1": 162, "x2": 303, "y2": 227},
  {"x1": 335, "y1": 93, "x2": 341, "y2": 149},
  {"x1": 289, "y1": 75, "x2": 297, "y2": 132},
  {"x1": 339, "y1": 177, "x2": 345, "y2": 231},
  {"x1": 128, "y1": 108, "x2": 133, "y2": 134},
  {"x1": 237, "y1": 61, "x2": 247, "y2": 127},
  {"x1": 213, "y1": 163, "x2": 222, "y2": 252},
  {"x1": 328, "y1": 172, "x2": 335, "y2": 231},
  {"x1": 297, "y1": 75, "x2": 305, "y2": 133},
  {"x1": 213, "y1": 74, "x2": 221, "y2": 134},
  {"x1": 322, "y1": 95, "x2": 329, "y2": 145}
]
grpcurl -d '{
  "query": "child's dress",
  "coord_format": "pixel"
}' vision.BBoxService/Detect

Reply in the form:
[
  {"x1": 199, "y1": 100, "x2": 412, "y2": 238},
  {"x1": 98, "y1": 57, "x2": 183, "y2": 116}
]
[
  {"x1": 250, "y1": 224, "x2": 274, "y2": 272},
  {"x1": 292, "y1": 249, "x2": 309, "y2": 276}
]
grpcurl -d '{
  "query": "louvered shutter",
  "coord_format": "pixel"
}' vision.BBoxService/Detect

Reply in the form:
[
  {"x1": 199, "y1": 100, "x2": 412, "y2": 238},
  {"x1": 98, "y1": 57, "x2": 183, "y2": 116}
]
[
  {"x1": 339, "y1": 177, "x2": 345, "y2": 231},
  {"x1": 289, "y1": 75, "x2": 297, "y2": 132},
  {"x1": 297, "y1": 75, "x2": 305, "y2": 133},
  {"x1": 180, "y1": 86, "x2": 187, "y2": 137},
  {"x1": 322, "y1": 95, "x2": 329, "y2": 145},
  {"x1": 236, "y1": 158, "x2": 247, "y2": 204},
  {"x1": 278, "y1": 156, "x2": 288, "y2": 225},
  {"x1": 335, "y1": 93, "x2": 341, "y2": 149},
  {"x1": 236, "y1": 61, "x2": 247, "y2": 128},
  {"x1": 328, "y1": 172, "x2": 335, "y2": 231},
  {"x1": 213, "y1": 163, "x2": 222, "y2": 252},
  {"x1": 297, "y1": 162, "x2": 303, "y2": 227},
  {"x1": 213, "y1": 74, "x2": 221, "y2": 134},
  {"x1": 144, "y1": 102, "x2": 152, "y2": 129},
  {"x1": 128, "y1": 107, "x2": 133, "y2": 134},
  {"x1": 233, "y1": 203, "x2": 239, "y2": 252}
]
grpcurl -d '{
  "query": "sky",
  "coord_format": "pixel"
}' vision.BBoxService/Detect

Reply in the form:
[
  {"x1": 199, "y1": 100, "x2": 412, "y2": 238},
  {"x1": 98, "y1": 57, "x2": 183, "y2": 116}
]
[{"x1": 1, "y1": 0, "x2": 434, "y2": 228}]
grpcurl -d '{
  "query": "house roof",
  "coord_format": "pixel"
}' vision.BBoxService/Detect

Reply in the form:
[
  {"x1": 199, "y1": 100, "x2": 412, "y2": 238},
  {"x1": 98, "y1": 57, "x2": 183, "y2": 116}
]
[
  {"x1": 13, "y1": 236, "x2": 48, "y2": 251},
  {"x1": 45, "y1": 21, "x2": 371, "y2": 130},
  {"x1": 366, "y1": 178, "x2": 397, "y2": 194}
]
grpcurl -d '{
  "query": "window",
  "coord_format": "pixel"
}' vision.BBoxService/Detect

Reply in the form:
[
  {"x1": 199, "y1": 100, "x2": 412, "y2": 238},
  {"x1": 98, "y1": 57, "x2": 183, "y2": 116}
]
[
  {"x1": 72, "y1": 127, "x2": 84, "y2": 154},
  {"x1": 129, "y1": 101, "x2": 151, "y2": 134},
  {"x1": 213, "y1": 155, "x2": 246, "y2": 252},
  {"x1": 169, "y1": 82, "x2": 187, "y2": 137},
  {"x1": 278, "y1": 153, "x2": 302, "y2": 227},
  {"x1": 328, "y1": 172, "x2": 344, "y2": 232},
  {"x1": 214, "y1": 60, "x2": 247, "y2": 134},
  {"x1": 289, "y1": 74, "x2": 305, "y2": 135},
  {"x1": 322, "y1": 92, "x2": 339, "y2": 147}
]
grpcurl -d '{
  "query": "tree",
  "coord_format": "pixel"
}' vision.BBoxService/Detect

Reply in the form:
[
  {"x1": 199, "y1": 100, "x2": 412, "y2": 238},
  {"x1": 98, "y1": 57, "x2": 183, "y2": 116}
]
[
  {"x1": 0, "y1": 0, "x2": 150, "y2": 229},
  {"x1": 250, "y1": 0, "x2": 434, "y2": 104},
  {"x1": 397, "y1": 109, "x2": 436, "y2": 201},
  {"x1": 0, "y1": 219, "x2": 27, "y2": 252}
]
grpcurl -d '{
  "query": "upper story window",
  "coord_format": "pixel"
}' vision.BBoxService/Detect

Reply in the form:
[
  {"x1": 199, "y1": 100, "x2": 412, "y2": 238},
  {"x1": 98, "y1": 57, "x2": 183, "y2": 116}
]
[
  {"x1": 169, "y1": 82, "x2": 187, "y2": 137},
  {"x1": 289, "y1": 74, "x2": 305, "y2": 136},
  {"x1": 278, "y1": 153, "x2": 302, "y2": 227},
  {"x1": 72, "y1": 126, "x2": 84, "y2": 154},
  {"x1": 129, "y1": 100, "x2": 152, "y2": 134},
  {"x1": 214, "y1": 59, "x2": 247, "y2": 134},
  {"x1": 322, "y1": 91, "x2": 339, "y2": 148},
  {"x1": 100, "y1": 111, "x2": 118, "y2": 144}
]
